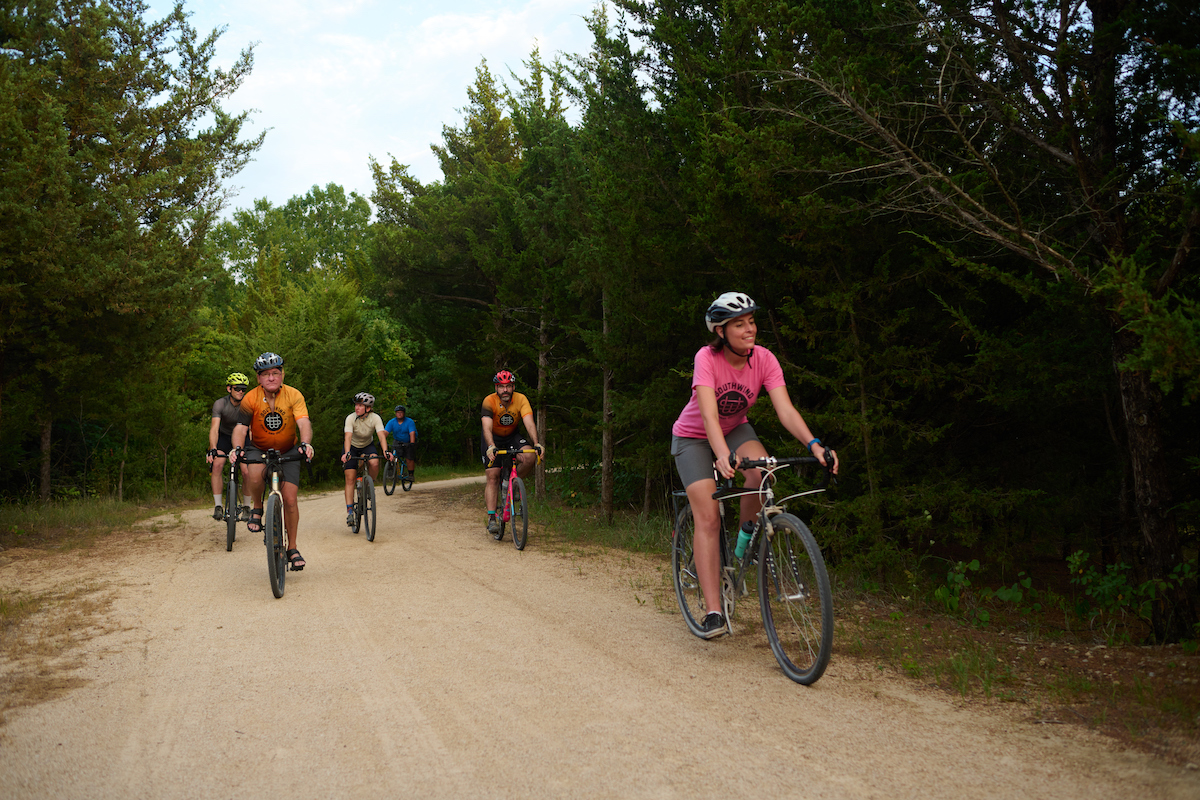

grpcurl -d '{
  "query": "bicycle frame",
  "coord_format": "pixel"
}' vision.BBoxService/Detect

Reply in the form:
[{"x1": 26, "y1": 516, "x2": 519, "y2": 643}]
[{"x1": 711, "y1": 456, "x2": 829, "y2": 593}]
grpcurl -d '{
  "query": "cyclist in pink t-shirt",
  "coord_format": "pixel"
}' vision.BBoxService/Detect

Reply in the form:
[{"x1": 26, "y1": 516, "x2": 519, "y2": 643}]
[{"x1": 671, "y1": 292, "x2": 838, "y2": 639}]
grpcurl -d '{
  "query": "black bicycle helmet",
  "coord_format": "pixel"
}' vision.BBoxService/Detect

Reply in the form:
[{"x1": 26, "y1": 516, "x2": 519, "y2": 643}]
[
  {"x1": 705, "y1": 292, "x2": 759, "y2": 332},
  {"x1": 253, "y1": 352, "x2": 284, "y2": 373},
  {"x1": 394, "y1": 404, "x2": 406, "y2": 414}
]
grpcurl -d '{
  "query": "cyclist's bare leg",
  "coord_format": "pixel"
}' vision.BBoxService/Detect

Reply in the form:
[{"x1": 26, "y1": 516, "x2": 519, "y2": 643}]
[
  {"x1": 734, "y1": 438, "x2": 768, "y2": 526},
  {"x1": 515, "y1": 451, "x2": 537, "y2": 479},
  {"x1": 281, "y1": 481, "x2": 300, "y2": 548},
  {"x1": 685, "y1": 479, "x2": 724, "y2": 615},
  {"x1": 243, "y1": 462, "x2": 266, "y2": 508},
  {"x1": 484, "y1": 466, "x2": 502, "y2": 512},
  {"x1": 343, "y1": 467, "x2": 357, "y2": 505},
  {"x1": 368, "y1": 458, "x2": 381, "y2": 481},
  {"x1": 210, "y1": 453, "x2": 228, "y2": 496}
]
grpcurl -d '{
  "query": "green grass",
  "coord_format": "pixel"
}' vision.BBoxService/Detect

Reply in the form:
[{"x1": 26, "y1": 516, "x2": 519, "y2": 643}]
[{"x1": 0, "y1": 497, "x2": 164, "y2": 551}]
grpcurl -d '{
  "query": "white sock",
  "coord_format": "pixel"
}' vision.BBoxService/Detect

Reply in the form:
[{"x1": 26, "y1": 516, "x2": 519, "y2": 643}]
[
  {"x1": 213, "y1": 494, "x2": 222, "y2": 506},
  {"x1": 243, "y1": 495, "x2": 252, "y2": 507}
]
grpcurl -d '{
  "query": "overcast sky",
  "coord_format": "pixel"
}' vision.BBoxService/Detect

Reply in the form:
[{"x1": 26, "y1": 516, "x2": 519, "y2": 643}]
[{"x1": 147, "y1": 0, "x2": 601, "y2": 213}]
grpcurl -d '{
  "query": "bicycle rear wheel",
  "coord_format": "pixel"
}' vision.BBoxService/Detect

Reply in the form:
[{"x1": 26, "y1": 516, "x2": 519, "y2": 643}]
[
  {"x1": 758, "y1": 513, "x2": 832, "y2": 685},
  {"x1": 671, "y1": 504, "x2": 715, "y2": 637},
  {"x1": 363, "y1": 475, "x2": 377, "y2": 542},
  {"x1": 382, "y1": 460, "x2": 397, "y2": 496},
  {"x1": 224, "y1": 474, "x2": 238, "y2": 552},
  {"x1": 511, "y1": 476, "x2": 528, "y2": 550},
  {"x1": 265, "y1": 494, "x2": 286, "y2": 598},
  {"x1": 400, "y1": 463, "x2": 413, "y2": 492}
]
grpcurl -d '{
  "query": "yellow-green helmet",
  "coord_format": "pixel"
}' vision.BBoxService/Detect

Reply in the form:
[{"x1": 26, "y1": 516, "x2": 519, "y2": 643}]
[{"x1": 226, "y1": 372, "x2": 250, "y2": 387}]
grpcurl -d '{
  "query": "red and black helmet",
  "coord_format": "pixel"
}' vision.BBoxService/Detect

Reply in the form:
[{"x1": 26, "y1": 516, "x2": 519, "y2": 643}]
[{"x1": 493, "y1": 370, "x2": 515, "y2": 385}]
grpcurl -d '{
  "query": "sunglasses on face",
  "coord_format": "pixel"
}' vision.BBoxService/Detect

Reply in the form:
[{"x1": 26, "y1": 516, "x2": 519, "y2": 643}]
[{"x1": 230, "y1": 386, "x2": 248, "y2": 392}]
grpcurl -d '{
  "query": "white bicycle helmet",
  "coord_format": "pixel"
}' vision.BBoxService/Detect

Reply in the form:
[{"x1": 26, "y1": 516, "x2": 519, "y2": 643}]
[
  {"x1": 705, "y1": 292, "x2": 759, "y2": 332},
  {"x1": 253, "y1": 352, "x2": 284, "y2": 373},
  {"x1": 354, "y1": 392, "x2": 375, "y2": 407}
]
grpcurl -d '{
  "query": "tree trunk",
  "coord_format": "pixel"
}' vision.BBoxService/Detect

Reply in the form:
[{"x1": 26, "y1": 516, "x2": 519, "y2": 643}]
[
  {"x1": 118, "y1": 429, "x2": 129, "y2": 502},
  {"x1": 536, "y1": 295, "x2": 549, "y2": 503},
  {"x1": 1111, "y1": 324, "x2": 1195, "y2": 640},
  {"x1": 39, "y1": 414, "x2": 52, "y2": 501},
  {"x1": 601, "y1": 289, "x2": 614, "y2": 524}
]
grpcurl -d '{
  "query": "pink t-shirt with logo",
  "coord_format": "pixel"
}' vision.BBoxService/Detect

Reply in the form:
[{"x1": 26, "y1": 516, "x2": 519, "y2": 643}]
[{"x1": 672, "y1": 346, "x2": 786, "y2": 439}]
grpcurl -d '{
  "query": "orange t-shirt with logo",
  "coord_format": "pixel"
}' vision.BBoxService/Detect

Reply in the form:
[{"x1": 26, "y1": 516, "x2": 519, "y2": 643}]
[
  {"x1": 237, "y1": 384, "x2": 309, "y2": 451},
  {"x1": 481, "y1": 392, "x2": 532, "y2": 438}
]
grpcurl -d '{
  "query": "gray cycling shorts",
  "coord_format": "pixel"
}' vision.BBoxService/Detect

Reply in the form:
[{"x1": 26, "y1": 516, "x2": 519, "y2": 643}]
[
  {"x1": 671, "y1": 423, "x2": 759, "y2": 488},
  {"x1": 243, "y1": 444, "x2": 303, "y2": 486}
]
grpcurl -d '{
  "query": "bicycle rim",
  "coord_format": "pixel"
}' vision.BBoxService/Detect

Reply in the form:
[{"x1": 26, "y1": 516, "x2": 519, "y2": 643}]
[
  {"x1": 364, "y1": 475, "x2": 376, "y2": 542},
  {"x1": 401, "y1": 464, "x2": 413, "y2": 491},
  {"x1": 225, "y1": 477, "x2": 237, "y2": 552},
  {"x1": 671, "y1": 505, "x2": 710, "y2": 637},
  {"x1": 512, "y1": 476, "x2": 528, "y2": 550},
  {"x1": 383, "y1": 461, "x2": 396, "y2": 495},
  {"x1": 265, "y1": 494, "x2": 286, "y2": 598},
  {"x1": 758, "y1": 514, "x2": 832, "y2": 684}
]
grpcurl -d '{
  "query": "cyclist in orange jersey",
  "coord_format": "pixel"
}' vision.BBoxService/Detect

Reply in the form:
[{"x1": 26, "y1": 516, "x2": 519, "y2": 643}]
[{"x1": 230, "y1": 352, "x2": 314, "y2": 571}]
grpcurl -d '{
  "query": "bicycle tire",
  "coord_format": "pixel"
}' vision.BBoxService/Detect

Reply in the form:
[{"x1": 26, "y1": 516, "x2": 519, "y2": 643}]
[
  {"x1": 265, "y1": 493, "x2": 286, "y2": 598},
  {"x1": 400, "y1": 463, "x2": 413, "y2": 492},
  {"x1": 511, "y1": 476, "x2": 528, "y2": 550},
  {"x1": 758, "y1": 513, "x2": 832, "y2": 685},
  {"x1": 353, "y1": 478, "x2": 363, "y2": 534},
  {"x1": 382, "y1": 459, "x2": 396, "y2": 495},
  {"x1": 671, "y1": 504, "x2": 714, "y2": 637},
  {"x1": 224, "y1": 473, "x2": 238, "y2": 552},
  {"x1": 363, "y1": 475, "x2": 377, "y2": 542},
  {"x1": 492, "y1": 479, "x2": 506, "y2": 542}
]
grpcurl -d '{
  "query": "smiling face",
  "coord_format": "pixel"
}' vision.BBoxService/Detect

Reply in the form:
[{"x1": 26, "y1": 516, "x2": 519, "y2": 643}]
[
  {"x1": 257, "y1": 367, "x2": 284, "y2": 394},
  {"x1": 718, "y1": 312, "x2": 757, "y2": 352},
  {"x1": 227, "y1": 384, "x2": 248, "y2": 404}
]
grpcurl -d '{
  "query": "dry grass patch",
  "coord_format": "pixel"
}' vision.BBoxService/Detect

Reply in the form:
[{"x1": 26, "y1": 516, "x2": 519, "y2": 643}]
[{"x1": 0, "y1": 581, "x2": 120, "y2": 725}]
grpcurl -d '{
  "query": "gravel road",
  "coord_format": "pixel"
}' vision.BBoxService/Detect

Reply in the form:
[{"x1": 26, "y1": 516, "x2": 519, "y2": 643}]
[{"x1": 0, "y1": 478, "x2": 1196, "y2": 798}]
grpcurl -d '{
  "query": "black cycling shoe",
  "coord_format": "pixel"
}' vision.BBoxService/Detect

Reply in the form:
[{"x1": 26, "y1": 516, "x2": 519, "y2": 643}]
[
  {"x1": 213, "y1": 505, "x2": 223, "y2": 521},
  {"x1": 698, "y1": 612, "x2": 728, "y2": 640}
]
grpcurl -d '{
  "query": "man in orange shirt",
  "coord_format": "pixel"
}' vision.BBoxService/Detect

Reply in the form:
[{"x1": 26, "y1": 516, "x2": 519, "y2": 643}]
[
  {"x1": 230, "y1": 352, "x2": 314, "y2": 570},
  {"x1": 481, "y1": 370, "x2": 543, "y2": 536}
]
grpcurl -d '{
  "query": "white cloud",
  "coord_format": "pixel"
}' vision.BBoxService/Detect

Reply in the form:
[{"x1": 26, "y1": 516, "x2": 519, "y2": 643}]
[{"x1": 146, "y1": 0, "x2": 600, "y2": 211}]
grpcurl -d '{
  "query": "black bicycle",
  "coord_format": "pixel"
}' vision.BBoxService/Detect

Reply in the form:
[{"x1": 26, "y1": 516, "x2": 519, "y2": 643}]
[
  {"x1": 671, "y1": 452, "x2": 835, "y2": 685},
  {"x1": 382, "y1": 444, "x2": 413, "y2": 495},
  {"x1": 351, "y1": 453, "x2": 381, "y2": 542},
  {"x1": 239, "y1": 448, "x2": 309, "y2": 598}
]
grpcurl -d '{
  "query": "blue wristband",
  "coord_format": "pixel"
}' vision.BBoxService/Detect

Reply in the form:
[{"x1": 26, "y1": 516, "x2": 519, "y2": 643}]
[{"x1": 806, "y1": 438, "x2": 821, "y2": 451}]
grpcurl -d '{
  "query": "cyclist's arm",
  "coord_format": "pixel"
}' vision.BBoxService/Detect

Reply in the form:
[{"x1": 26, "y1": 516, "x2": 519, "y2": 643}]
[
  {"x1": 481, "y1": 414, "x2": 495, "y2": 449},
  {"x1": 766, "y1": 385, "x2": 836, "y2": 473},
  {"x1": 230, "y1": 423, "x2": 249, "y2": 463},
  {"x1": 521, "y1": 413, "x2": 539, "y2": 449},
  {"x1": 341, "y1": 429, "x2": 352, "y2": 462},
  {"x1": 375, "y1": 422, "x2": 390, "y2": 455},
  {"x1": 297, "y1": 417, "x2": 314, "y2": 459},
  {"x1": 208, "y1": 416, "x2": 221, "y2": 450},
  {"x1": 696, "y1": 385, "x2": 736, "y2": 480}
]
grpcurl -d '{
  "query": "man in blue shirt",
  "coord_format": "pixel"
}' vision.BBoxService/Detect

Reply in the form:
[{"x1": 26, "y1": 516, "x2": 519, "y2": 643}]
[{"x1": 385, "y1": 405, "x2": 417, "y2": 478}]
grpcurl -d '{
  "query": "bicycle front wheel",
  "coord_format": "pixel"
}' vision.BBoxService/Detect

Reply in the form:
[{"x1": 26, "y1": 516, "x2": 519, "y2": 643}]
[
  {"x1": 383, "y1": 460, "x2": 397, "y2": 495},
  {"x1": 224, "y1": 474, "x2": 238, "y2": 552},
  {"x1": 758, "y1": 513, "x2": 832, "y2": 685},
  {"x1": 671, "y1": 504, "x2": 714, "y2": 638},
  {"x1": 265, "y1": 494, "x2": 286, "y2": 598},
  {"x1": 511, "y1": 476, "x2": 528, "y2": 550},
  {"x1": 353, "y1": 479, "x2": 363, "y2": 534},
  {"x1": 363, "y1": 475, "x2": 377, "y2": 542}
]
